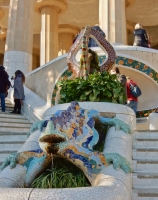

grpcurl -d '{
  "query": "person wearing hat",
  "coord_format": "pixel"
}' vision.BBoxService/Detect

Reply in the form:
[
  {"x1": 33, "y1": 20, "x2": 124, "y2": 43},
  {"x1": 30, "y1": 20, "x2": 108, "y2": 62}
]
[
  {"x1": 110, "y1": 67, "x2": 127, "y2": 103},
  {"x1": 133, "y1": 23, "x2": 149, "y2": 48},
  {"x1": 0, "y1": 65, "x2": 11, "y2": 112}
]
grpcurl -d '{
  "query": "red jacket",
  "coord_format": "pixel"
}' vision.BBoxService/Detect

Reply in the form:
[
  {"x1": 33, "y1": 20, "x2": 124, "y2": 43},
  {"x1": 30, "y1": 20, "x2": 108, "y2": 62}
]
[{"x1": 126, "y1": 80, "x2": 138, "y2": 102}]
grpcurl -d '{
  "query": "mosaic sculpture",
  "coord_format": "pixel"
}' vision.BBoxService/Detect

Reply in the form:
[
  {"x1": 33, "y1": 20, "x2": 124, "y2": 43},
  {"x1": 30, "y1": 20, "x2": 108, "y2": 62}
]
[
  {"x1": 67, "y1": 26, "x2": 116, "y2": 79},
  {"x1": 56, "y1": 26, "x2": 116, "y2": 104},
  {"x1": 0, "y1": 102, "x2": 131, "y2": 187}
]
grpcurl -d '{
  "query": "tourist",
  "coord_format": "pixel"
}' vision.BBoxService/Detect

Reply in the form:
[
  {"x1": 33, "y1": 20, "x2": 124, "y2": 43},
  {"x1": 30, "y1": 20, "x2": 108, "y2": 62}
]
[
  {"x1": 10, "y1": 70, "x2": 25, "y2": 114},
  {"x1": 110, "y1": 67, "x2": 127, "y2": 102},
  {"x1": 88, "y1": 24, "x2": 106, "y2": 47},
  {"x1": 0, "y1": 65, "x2": 11, "y2": 112},
  {"x1": 133, "y1": 23, "x2": 149, "y2": 48},
  {"x1": 126, "y1": 77, "x2": 139, "y2": 114}
]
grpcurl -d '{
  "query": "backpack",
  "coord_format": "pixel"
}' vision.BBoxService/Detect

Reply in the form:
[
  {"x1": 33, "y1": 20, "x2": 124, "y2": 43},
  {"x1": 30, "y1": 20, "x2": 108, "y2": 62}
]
[{"x1": 129, "y1": 82, "x2": 142, "y2": 98}]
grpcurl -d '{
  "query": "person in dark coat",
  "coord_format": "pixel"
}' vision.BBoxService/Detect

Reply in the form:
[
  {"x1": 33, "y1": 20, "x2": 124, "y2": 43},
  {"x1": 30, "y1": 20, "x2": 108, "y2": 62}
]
[
  {"x1": 10, "y1": 70, "x2": 25, "y2": 114},
  {"x1": 0, "y1": 65, "x2": 11, "y2": 112},
  {"x1": 133, "y1": 23, "x2": 149, "y2": 48},
  {"x1": 88, "y1": 24, "x2": 106, "y2": 48}
]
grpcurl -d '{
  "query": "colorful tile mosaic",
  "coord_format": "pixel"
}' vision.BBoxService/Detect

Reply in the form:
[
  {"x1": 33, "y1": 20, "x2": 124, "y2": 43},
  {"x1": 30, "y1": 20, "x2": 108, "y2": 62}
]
[
  {"x1": 52, "y1": 56, "x2": 158, "y2": 117},
  {"x1": 67, "y1": 26, "x2": 116, "y2": 80},
  {"x1": 39, "y1": 101, "x2": 131, "y2": 184}
]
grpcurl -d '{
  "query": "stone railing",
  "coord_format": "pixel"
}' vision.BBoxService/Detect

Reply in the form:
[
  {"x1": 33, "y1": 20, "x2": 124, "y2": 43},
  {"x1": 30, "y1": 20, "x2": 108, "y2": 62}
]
[{"x1": 25, "y1": 45, "x2": 158, "y2": 112}]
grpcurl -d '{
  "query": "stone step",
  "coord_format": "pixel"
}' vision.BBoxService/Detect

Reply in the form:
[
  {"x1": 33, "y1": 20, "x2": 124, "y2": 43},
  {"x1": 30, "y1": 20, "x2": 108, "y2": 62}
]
[
  {"x1": 0, "y1": 118, "x2": 30, "y2": 123},
  {"x1": 133, "y1": 151, "x2": 158, "y2": 158},
  {"x1": 132, "y1": 189, "x2": 158, "y2": 200},
  {"x1": 3, "y1": 103, "x2": 14, "y2": 107},
  {"x1": 136, "y1": 118, "x2": 149, "y2": 131},
  {"x1": 0, "y1": 127, "x2": 30, "y2": 132},
  {"x1": 0, "y1": 122, "x2": 32, "y2": 128},
  {"x1": 133, "y1": 161, "x2": 158, "y2": 171},
  {"x1": 133, "y1": 196, "x2": 158, "y2": 199},
  {"x1": 133, "y1": 176, "x2": 158, "y2": 188},
  {"x1": 5, "y1": 99, "x2": 12, "y2": 104},
  {"x1": 133, "y1": 140, "x2": 158, "y2": 147},
  {"x1": 0, "y1": 103, "x2": 14, "y2": 107},
  {"x1": 0, "y1": 130, "x2": 28, "y2": 142},
  {"x1": 0, "y1": 142, "x2": 24, "y2": 150},
  {"x1": 0, "y1": 108, "x2": 14, "y2": 112},
  {"x1": 136, "y1": 124, "x2": 149, "y2": 131},
  {"x1": 136, "y1": 117, "x2": 148, "y2": 124},
  {"x1": 133, "y1": 170, "x2": 158, "y2": 177},
  {"x1": 133, "y1": 157, "x2": 158, "y2": 163},
  {"x1": 0, "y1": 131, "x2": 28, "y2": 135},
  {"x1": 0, "y1": 133, "x2": 27, "y2": 141},
  {"x1": 0, "y1": 112, "x2": 26, "y2": 119},
  {"x1": 133, "y1": 146, "x2": 158, "y2": 151},
  {"x1": 133, "y1": 131, "x2": 158, "y2": 139},
  {"x1": 132, "y1": 130, "x2": 158, "y2": 199}
]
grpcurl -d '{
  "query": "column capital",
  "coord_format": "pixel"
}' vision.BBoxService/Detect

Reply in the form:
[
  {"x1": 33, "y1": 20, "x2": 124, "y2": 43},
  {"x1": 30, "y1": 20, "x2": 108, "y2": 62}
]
[
  {"x1": 35, "y1": 0, "x2": 67, "y2": 14},
  {"x1": 59, "y1": 24, "x2": 80, "y2": 35}
]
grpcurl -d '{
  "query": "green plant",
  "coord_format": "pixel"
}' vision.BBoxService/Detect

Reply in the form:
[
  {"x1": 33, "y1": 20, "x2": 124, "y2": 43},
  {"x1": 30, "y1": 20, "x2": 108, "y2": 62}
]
[
  {"x1": 31, "y1": 158, "x2": 90, "y2": 188},
  {"x1": 58, "y1": 71, "x2": 125, "y2": 104}
]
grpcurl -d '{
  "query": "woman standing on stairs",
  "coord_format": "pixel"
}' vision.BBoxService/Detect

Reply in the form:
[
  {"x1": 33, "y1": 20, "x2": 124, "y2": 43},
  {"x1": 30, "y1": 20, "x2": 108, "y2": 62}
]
[{"x1": 10, "y1": 70, "x2": 25, "y2": 114}]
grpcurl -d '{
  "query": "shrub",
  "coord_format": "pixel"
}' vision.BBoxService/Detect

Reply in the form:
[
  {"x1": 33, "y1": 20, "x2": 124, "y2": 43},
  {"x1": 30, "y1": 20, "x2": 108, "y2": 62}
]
[{"x1": 58, "y1": 71, "x2": 125, "y2": 104}]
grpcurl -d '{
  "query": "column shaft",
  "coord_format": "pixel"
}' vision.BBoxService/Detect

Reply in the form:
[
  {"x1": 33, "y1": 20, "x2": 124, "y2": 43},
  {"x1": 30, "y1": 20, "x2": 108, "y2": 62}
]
[
  {"x1": 58, "y1": 24, "x2": 79, "y2": 56},
  {"x1": 58, "y1": 33, "x2": 73, "y2": 55},
  {"x1": 99, "y1": 0, "x2": 127, "y2": 44},
  {"x1": 40, "y1": 6, "x2": 58, "y2": 65},
  {"x1": 4, "y1": 0, "x2": 34, "y2": 77}
]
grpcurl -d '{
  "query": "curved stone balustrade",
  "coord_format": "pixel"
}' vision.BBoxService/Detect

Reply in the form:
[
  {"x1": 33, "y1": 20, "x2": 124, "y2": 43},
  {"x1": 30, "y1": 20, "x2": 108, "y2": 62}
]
[
  {"x1": 148, "y1": 113, "x2": 158, "y2": 130},
  {"x1": 25, "y1": 45, "x2": 158, "y2": 112}
]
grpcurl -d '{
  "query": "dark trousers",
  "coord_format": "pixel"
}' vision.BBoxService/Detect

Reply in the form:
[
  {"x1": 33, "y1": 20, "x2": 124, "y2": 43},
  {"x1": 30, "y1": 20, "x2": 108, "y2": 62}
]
[
  {"x1": 0, "y1": 93, "x2": 5, "y2": 112},
  {"x1": 14, "y1": 99, "x2": 21, "y2": 112}
]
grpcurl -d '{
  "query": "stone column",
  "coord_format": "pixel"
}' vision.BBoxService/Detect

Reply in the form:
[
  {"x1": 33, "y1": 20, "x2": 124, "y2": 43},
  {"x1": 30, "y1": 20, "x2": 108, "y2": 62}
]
[
  {"x1": 3, "y1": 0, "x2": 34, "y2": 78},
  {"x1": 99, "y1": 0, "x2": 127, "y2": 44},
  {"x1": 32, "y1": 48, "x2": 40, "y2": 70},
  {"x1": 0, "y1": 28, "x2": 7, "y2": 62},
  {"x1": 58, "y1": 24, "x2": 80, "y2": 56},
  {"x1": 35, "y1": 0, "x2": 67, "y2": 66}
]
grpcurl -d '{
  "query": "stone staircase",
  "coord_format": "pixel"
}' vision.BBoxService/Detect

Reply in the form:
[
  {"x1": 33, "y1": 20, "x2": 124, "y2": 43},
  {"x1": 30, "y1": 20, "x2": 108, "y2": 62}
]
[
  {"x1": 132, "y1": 118, "x2": 158, "y2": 200},
  {"x1": 0, "y1": 100, "x2": 32, "y2": 165}
]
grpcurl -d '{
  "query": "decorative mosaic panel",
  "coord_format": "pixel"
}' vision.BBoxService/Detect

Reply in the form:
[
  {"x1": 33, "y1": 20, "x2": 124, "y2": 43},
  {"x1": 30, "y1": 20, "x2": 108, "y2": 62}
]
[{"x1": 52, "y1": 56, "x2": 158, "y2": 117}]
